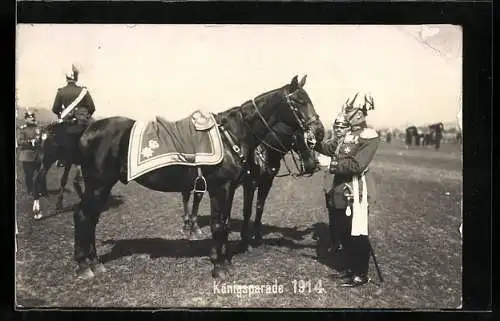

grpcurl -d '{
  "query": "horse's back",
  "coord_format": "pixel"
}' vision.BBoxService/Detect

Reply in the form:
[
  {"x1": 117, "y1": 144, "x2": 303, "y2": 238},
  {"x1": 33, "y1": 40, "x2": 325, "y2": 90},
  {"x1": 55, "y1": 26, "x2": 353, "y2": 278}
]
[
  {"x1": 81, "y1": 117, "x2": 135, "y2": 145},
  {"x1": 80, "y1": 116, "x2": 136, "y2": 181}
]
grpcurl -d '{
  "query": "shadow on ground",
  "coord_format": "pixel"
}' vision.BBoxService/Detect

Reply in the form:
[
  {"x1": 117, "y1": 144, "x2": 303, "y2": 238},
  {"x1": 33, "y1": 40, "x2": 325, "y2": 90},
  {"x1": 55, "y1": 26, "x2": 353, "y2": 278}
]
[
  {"x1": 100, "y1": 216, "x2": 327, "y2": 263},
  {"x1": 307, "y1": 222, "x2": 348, "y2": 273}
]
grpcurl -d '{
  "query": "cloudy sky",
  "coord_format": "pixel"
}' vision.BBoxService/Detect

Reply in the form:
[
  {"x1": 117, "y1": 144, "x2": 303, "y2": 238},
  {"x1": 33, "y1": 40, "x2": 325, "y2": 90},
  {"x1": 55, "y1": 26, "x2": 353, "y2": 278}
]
[{"x1": 16, "y1": 24, "x2": 462, "y2": 128}]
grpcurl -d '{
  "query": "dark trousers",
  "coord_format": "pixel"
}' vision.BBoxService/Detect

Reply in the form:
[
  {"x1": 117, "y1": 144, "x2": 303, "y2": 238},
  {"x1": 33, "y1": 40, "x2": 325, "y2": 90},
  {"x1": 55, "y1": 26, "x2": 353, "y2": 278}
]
[
  {"x1": 329, "y1": 207, "x2": 371, "y2": 276},
  {"x1": 21, "y1": 161, "x2": 41, "y2": 195}
]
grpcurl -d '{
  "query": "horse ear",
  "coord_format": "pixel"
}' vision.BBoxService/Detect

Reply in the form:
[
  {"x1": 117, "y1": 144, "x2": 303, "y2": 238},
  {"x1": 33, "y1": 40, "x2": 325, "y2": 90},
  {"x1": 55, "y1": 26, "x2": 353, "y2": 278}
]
[
  {"x1": 289, "y1": 75, "x2": 299, "y2": 91},
  {"x1": 299, "y1": 75, "x2": 307, "y2": 88}
]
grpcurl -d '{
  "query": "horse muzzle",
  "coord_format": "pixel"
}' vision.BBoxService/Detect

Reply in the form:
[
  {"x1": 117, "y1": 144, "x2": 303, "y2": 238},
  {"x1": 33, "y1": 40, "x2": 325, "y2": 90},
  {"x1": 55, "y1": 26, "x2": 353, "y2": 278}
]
[{"x1": 308, "y1": 120, "x2": 325, "y2": 144}]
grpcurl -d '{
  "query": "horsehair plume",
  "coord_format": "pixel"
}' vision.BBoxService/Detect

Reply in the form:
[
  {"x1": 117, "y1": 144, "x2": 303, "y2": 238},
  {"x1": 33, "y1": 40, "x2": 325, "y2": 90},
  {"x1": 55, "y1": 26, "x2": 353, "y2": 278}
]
[
  {"x1": 361, "y1": 94, "x2": 375, "y2": 116},
  {"x1": 72, "y1": 63, "x2": 80, "y2": 81},
  {"x1": 348, "y1": 92, "x2": 359, "y2": 109}
]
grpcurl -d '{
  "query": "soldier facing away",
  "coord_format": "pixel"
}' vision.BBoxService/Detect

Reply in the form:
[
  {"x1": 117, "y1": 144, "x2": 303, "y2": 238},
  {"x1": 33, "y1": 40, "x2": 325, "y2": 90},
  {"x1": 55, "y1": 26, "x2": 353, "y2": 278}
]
[
  {"x1": 16, "y1": 111, "x2": 44, "y2": 219},
  {"x1": 51, "y1": 64, "x2": 96, "y2": 167},
  {"x1": 314, "y1": 93, "x2": 380, "y2": 287}
]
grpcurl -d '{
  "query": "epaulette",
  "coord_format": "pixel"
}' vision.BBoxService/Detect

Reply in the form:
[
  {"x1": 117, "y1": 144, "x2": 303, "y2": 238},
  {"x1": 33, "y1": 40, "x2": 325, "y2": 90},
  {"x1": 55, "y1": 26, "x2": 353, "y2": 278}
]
[{"x1": 360, "y1": 128, "x2": 378, "y2": 139}]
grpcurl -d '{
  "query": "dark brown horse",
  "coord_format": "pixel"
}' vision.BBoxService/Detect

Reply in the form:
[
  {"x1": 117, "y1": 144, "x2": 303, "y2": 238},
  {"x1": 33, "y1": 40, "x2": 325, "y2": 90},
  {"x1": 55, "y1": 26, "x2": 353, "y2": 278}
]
[
  {"x1": 71, "y1": 75, "x2": 325, "y2": 280},
  {"x1": 33, "y1": 121, "x2": 86, "y2": 217},
  {"x1": 180, "y1": 122, "x2": 320, "y2": 254}
]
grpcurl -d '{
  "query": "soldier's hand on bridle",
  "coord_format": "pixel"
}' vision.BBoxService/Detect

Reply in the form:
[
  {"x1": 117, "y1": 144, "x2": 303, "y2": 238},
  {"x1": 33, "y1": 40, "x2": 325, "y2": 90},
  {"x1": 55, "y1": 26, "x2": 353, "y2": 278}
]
[
  {"x1": 304, "y1": 130, "x2": 316, "y2": 149},
  {"x1": 328, "y1": 160, "x2": 338, "y2": 174}
]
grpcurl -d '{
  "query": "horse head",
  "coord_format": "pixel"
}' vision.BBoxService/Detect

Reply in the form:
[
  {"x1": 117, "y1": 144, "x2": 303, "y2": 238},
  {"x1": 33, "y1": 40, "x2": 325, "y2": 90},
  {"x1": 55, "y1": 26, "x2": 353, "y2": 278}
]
[
  {"x1": 260, "y1": 122, "x2": 319, "y2": 176},
  {"x1": 280, "y1": 75, "x2": 325, "y2": 144},
  {"x1": 245, "y1": 75, "x2": 325, "y2": 155}
]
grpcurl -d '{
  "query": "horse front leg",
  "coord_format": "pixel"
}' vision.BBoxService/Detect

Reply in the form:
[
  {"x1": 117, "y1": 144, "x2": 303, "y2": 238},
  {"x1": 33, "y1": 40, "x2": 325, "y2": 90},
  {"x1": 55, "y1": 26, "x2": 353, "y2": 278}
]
[
  {"x1": 31, "y1": 162, "x2": 43, "y2": 220},
  {"x1": 32, "y1": 159, "x2": 52, "y2": 219},
  {"x1": 252, "y1": 177, "x2": 274, "y2": 247},
  {"x1": 56, "y1": 164, "x2": 71, "y2": 210},
  {"x1": 239, "y1": 181, "x2": 256, "y2": 253},
  {"x1": 73, "y1": 165, "x2": 84, "y2": 200},
  {"x1": 209, "y1": 184, "x2": 235, "y2": 279},
  {"x1": 181, "y1": 191, "x2": 192, "y2": 237}
]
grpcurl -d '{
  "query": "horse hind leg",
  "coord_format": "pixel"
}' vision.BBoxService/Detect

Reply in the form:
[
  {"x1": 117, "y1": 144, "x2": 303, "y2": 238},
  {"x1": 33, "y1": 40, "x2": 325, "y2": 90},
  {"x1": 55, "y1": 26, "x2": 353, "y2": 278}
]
[
  {"x1": 72, "y1": 193, "x2": 95, "y2": 280},
  {"x1": 209, "y1": 185, "x2": 236, "y2": 279},
  {"x1": 252, "y1": 178, "x2": 273, "y2": 247},
  {"x1": 189, "y1": 190, "x2": 204, "y2": 240},
  {"x1": 56, "y1": 164, "x2": 71, "y2": 210},
  {"x1": 181, "y1": 191, "x2": 192, "y2": 237},
  {"x1": 87, "y1": 182, "x2": 116, "y2": 275},
  {"x1": 239, "y1": 181, "x2": 256, "y2": 253},
  {"x1": 73, "y1": 180, "x2": 116, "y2": 279}
]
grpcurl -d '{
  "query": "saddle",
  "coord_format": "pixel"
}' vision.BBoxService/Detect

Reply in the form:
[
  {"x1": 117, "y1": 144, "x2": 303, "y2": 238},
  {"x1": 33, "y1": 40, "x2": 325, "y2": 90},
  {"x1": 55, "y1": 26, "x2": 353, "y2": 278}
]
[{"x1": 127, "y1": 110, "x2": 224, "y2": 181}]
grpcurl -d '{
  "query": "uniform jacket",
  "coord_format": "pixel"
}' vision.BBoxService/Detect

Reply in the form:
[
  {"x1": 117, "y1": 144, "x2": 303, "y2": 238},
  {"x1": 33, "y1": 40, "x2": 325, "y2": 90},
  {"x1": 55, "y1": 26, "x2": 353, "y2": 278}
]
[
  {"x1": 315, "y1": 128, "x2": 380, "y2": 209},
  {"x1": 52, "y1": 83, "x2": 95, "y2": 122},
  {"x1": 16, "y1": 124, "x2": 43, "y2": 162}
]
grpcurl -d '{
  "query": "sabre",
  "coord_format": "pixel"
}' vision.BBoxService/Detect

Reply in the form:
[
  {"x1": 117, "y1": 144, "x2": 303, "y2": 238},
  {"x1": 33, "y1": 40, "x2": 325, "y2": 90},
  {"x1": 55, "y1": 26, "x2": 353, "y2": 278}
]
[{"x1": 368, "y1": 238, "x2": 384, "y2": 284}]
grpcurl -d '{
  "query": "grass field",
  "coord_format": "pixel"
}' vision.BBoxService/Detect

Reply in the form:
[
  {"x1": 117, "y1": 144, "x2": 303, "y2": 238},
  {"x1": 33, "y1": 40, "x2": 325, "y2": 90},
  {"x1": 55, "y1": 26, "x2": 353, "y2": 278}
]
[{"x1": 15, "y1": 141, "x2": 462, "y2": 309}]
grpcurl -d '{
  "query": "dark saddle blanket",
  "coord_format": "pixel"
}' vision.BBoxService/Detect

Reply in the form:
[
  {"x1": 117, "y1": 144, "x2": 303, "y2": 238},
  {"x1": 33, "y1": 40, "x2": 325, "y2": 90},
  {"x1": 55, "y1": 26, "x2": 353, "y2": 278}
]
[{"x1": 127, "y1": 110, "x2": 224, "y2": 181}]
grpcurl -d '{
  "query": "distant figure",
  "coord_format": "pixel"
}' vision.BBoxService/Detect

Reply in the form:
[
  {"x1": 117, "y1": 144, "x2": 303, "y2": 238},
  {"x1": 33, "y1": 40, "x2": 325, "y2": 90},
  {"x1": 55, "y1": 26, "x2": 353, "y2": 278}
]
[
  {"x1": 405, "y1": 126, "x2": 418, "y2": 147},
  {"x1": 386, "y1": 132, "x2": 392, "y2": 144},
  {"x1": 16, "y1": 111, "x2": 43, "y2": 218},
  {"x1": 428, "y1": 122, "x2": 444, "y2": 150},
  {"x1": 51, "y1": 64, "x2": 96, "y2": 168}
]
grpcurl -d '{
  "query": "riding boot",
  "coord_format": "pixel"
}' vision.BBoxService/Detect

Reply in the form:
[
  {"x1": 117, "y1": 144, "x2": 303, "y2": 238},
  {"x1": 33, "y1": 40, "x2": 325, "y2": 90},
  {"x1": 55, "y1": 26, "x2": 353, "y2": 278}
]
[{"x1": 338, "y1": 235, "x2": 370, "y2": 287}]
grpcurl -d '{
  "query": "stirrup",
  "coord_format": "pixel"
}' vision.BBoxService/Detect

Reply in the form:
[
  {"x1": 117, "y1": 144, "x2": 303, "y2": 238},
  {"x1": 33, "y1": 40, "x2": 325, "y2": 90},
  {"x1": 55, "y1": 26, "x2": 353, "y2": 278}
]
[{"x1": 192, "y1": 167, "x2": 207, "y2": 194}]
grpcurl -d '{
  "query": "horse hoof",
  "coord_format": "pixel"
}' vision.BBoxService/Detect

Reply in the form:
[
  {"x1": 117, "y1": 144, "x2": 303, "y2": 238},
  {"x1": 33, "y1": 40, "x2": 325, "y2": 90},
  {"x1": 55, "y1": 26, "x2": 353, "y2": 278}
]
[
  {"x1": 209, "y1": 248, "x2": 218, "y2": 262},
  {"x1": 212, "y1": 266, "x2": 230, "y2": 279},
  {"x1": 77, "y1": 267, "x2": 95, "y2": 280},
  {"x1": 33, "y1": 212, "x2": 43, "y2": 220},
  {"x1": 237, "y1": 241, "x2": 250, "y2": 253},
  {"x1": 181, "y1": 228, "x2": 191, "y2": 239},
  {"x1": 92, "y1": 263, "x2": 107, "y2": 274},
  {"x1": 251, "y1": 237, "x2": 263, "y2": 247},
  {"x1": 224, "y1": 263, "x2": 235, "y2": 276},
  {"x1": 193, "y1": 228, "x2": 203, "y2": 238},
  {"x1": 212, "y1": 266, "x2": 222, "y2": 278}
]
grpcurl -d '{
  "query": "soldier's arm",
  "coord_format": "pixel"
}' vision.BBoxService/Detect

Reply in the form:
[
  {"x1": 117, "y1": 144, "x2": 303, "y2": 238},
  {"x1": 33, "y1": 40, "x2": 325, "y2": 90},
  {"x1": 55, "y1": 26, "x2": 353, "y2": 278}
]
[
  {"x1": 334, "y1": 129, "x2": 380, "y2": 175},
  {"x1": 16, "y1": 130, "x2": 30, "y2": 148},
  {"x1": 51, "y1": 89, "x2": 62, "y2": 115},
  {"x1": 84, "y1": 90, "x2": 96, "y2": 115},
  {"x1": 314, "y1": 137, "x2": 339, "y2": 157}
]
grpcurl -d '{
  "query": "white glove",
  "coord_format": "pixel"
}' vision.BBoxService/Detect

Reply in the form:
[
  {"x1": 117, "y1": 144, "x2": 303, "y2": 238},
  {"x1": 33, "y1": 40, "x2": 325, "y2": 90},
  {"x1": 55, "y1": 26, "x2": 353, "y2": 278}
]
[
  {"x1": 30, "y1": 139, "x2": 37, "y2": 146},
  {"x1": 57, "y1": 118, "x2": 64, "y2": 123}
]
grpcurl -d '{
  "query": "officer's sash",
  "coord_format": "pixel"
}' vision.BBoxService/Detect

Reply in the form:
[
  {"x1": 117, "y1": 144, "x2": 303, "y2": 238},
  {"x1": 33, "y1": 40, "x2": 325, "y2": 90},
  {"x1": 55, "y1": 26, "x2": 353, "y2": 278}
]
[
  {"x1": 60, "y1": 88, "x2": 88, "y2": 120},
  {"x1": 350, "y1": 172, "x2": 369, "y2": 236}
]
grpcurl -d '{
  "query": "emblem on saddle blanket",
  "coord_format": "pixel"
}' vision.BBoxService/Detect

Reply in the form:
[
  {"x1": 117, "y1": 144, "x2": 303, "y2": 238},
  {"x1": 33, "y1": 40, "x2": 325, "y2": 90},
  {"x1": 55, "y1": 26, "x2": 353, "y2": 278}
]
[{"x1": 127, "y1": 110, "x2": 224, "y2": 181}]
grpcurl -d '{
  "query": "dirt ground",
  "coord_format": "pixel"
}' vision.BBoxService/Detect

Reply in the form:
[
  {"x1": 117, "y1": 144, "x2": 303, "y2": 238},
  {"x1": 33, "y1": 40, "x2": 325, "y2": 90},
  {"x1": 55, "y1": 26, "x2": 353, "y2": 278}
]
[{"x1": 15, "y1": 141, "x2": 462, "y2": 309}]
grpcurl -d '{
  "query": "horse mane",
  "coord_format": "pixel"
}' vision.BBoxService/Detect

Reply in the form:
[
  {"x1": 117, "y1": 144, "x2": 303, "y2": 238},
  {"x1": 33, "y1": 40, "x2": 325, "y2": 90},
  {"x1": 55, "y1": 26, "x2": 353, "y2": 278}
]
[{"x1": 215, "y1": 85, "x2": 287, "y2": 126}]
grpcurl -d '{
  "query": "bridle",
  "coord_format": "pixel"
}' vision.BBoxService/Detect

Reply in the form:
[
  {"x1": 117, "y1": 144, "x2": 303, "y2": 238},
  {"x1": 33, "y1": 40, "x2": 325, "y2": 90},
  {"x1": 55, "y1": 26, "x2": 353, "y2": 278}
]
[{"x1": 240, "y1": 87, "x2": 320, "y2": 177}]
